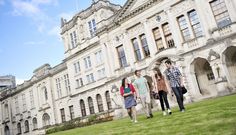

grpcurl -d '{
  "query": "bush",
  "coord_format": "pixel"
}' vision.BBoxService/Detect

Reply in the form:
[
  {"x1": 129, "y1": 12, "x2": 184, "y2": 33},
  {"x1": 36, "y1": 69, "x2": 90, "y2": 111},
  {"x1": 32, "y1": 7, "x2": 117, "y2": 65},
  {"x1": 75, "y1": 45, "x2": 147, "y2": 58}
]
[{"x1": 46, "y1": 114, "x2": 114, "y2": 134}]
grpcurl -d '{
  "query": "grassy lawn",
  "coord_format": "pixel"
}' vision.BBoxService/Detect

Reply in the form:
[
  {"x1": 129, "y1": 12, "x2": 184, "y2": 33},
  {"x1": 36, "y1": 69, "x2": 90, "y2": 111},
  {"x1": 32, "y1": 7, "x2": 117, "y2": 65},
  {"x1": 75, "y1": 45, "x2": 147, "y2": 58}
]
[{"x1": 49, "y1": 94, "x2": 236, "y2": 135}]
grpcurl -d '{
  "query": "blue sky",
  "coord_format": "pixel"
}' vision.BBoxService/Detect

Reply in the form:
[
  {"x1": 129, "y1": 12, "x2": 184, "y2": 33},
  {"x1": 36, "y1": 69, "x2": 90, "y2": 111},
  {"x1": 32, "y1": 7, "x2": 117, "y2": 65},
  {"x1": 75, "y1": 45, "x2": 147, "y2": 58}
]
[{"x1": 0, "y1": 0, "x2": 126, "y2": 84}]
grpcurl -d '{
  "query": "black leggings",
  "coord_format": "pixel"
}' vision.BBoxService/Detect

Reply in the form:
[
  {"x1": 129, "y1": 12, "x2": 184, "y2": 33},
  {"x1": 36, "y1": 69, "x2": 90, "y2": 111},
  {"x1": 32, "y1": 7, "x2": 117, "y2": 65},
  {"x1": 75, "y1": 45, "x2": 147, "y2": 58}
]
[{"x1": 159, "y1": 90, "x2": 170, "y2": 111}]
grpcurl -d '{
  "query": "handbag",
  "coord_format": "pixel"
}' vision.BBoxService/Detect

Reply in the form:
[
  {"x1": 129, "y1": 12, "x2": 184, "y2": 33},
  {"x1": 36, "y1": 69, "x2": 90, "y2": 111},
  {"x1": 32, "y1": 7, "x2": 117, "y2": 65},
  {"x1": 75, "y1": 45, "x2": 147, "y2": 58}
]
[
  {"x1": 151, "y1": 91, "x2": 159, "y2": 99},
  {"x1": 181, "y1": 86, "x2": 187, "y2": 94}
]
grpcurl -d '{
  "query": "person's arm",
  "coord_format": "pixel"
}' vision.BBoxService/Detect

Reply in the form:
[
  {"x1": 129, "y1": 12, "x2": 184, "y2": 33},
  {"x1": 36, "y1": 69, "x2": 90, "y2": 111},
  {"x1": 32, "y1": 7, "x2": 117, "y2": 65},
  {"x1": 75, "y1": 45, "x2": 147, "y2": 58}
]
[
  {"x1": 132, "y1": 82, "x2": 140, "y2": 98},
  {"x1": 130, "y1": 84, "x2": 137, "y2": 99},
  {"x1": 144, "y1": 78, "x2": 150, "y2": 93},
  {"x1": 152, "y1": 75, "x2": 158, "y2": 92},
  {"x1": 164, "y1": 72, "x2": 172, "y2": 95},
  {"x1": 176, "y1": 67, "x2": 184, "y2": 87}
]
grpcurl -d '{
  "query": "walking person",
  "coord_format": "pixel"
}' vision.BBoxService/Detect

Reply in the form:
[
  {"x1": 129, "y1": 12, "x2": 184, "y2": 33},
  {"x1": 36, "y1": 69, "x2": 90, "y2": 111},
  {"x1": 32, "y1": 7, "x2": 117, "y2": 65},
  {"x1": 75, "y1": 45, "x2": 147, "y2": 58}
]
[
  {"x1": 153, "y1": 68, "x2": 172, "y2": 116},
  {"x1": 164, "y1": 59, "x2": 185, "y2": 112},
  {"x1": 120, "y1": 77, "x2": 138, "y2": 123},
  {"x1": 133, "y1": 70, "x2": 153, "y2": 118}
]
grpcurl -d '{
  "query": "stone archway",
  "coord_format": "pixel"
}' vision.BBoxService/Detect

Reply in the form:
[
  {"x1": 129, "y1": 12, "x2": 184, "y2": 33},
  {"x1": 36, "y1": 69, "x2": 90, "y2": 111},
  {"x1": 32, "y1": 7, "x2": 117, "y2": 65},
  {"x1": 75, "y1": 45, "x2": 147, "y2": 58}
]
[
  {"x1": 191, "y1": 58, "x2": 217, "y2": 96},
  {"x1": 223, "y1": 46, "x2": 236, "y2": 86}
]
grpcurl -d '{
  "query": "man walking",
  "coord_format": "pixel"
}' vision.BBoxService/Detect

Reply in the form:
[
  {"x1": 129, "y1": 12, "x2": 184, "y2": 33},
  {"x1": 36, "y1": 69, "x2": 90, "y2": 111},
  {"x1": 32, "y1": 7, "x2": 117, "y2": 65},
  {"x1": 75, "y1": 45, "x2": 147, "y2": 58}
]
[
  {"x1": 133, "y1": 70, "x2": 153, "y2": 118},
  {"x1": 164, "y1": 59, "x2": 185, "y2": 112}
]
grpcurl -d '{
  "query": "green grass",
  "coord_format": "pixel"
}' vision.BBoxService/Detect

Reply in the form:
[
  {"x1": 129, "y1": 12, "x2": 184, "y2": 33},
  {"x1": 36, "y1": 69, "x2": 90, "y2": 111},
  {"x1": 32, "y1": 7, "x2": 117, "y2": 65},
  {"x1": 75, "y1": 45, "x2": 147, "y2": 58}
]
[{"x1": 49, "y1": 94, "x2": 236, "y2": 135}]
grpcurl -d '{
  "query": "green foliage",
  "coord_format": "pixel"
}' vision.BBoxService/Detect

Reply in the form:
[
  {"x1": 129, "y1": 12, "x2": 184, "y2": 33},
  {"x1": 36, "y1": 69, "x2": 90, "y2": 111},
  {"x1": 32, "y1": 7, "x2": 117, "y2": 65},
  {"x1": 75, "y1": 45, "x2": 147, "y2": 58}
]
[{"x1": 49, "y1": 94, "x2": 236, "y2": 135}]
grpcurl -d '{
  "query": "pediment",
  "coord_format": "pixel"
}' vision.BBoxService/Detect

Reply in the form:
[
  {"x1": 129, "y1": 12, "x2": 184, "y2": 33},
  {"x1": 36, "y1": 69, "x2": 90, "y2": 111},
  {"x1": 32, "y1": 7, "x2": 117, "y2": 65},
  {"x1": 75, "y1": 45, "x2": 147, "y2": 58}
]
[{"x1": 114, "y1": 0, "x2": 160, "y2": 22}]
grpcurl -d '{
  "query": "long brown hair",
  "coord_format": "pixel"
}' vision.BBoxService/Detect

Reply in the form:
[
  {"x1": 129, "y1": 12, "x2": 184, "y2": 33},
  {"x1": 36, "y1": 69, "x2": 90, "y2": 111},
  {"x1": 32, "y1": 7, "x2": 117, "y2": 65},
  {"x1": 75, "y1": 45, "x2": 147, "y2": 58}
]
[{"x1": 154, "y1": 68, "x2": 163, "y2": 79}]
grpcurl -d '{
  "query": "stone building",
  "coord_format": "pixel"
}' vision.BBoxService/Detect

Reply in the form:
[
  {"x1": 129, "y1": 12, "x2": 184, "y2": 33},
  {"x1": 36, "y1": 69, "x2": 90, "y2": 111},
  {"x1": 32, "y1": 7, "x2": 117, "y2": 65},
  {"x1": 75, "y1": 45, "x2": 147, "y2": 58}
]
[
  {"x1": 0, "y1": 75, "x2": 16, "y2": 91},
  {"x1": 1, "y1": 0, "x2": 236, "y2": 134}
]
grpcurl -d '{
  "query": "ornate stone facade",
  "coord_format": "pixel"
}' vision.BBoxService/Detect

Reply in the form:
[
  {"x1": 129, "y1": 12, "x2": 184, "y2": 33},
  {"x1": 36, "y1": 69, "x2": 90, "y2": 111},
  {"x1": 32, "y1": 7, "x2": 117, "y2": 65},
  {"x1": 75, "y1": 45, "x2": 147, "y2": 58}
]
[{"x1": 1, "y1": 0, "x2": 236, "y2": 134}]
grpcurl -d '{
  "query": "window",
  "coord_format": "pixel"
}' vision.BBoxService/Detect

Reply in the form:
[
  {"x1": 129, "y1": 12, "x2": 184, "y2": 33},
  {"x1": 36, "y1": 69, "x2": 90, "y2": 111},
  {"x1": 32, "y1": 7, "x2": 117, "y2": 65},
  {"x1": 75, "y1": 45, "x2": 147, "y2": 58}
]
[
  {"x1": 74, "y1": 61, "x2": 81, "y2": 73},
  {"x1": 162, "y1": 23, "x2": 175, "y2": 48},
  {"x1": 15, "y1": 96, "x2": 19, "y2": 114},
  {"x1": 153, "y1": 27, "x2": 164, "y2": 51},
  {"x1": 60, "y1": 108, "x2": 66, "y2": 122},
  {"x1": 96, "y1": 94, "x2": 104, "y2": 112},
  {"x1": 88, "y1": 19, "x2": 97, "y2": 37},
  {"x1": 70, "y1": 31, "x2": 77, "y2": 48},
  {"x1": 105, "y1": 91, "x2": 112, "y2": 110},
  {"x1": 32, "y1": 118, "x2": 38, "y2": 130},
  {"x1": 117, "y1": 45, "x2": 128, "y2": 67},
  {"x1": 140, "y1": 34, "x2": 150, "y2": 57},
  {"x1": 88, "y1": 97, "x2": 95, "y2": 114},
  {"x1": 64, "y1": 74, "x2": 71, "y2": 95},
  {"x1": 95, "y1": 50, "x2": 103, "y2": 65},
  {"x1": 80, "y1": 100, "x2": 86, "y2": 117},
  {"x1": 22, "y1": 94, "x2": 27, "y2": 112},
  {"x1": 76, "y1": 78, "x2": 84, "y2": 88},
  {"x1": 207, "y1": 72, "x2": 215, "y2": 80},
  {"x1": 17, "y1": 123, "x2": 22, "y2": 134},
  {"x1": 97, "y1": 68, "x2": 106, "y2": 79},
  {"x1": 24, "y1": 120, "x2": 29, "y2": 133},
  {"x1": 84, "y1": 56, "x2": 92, "y2": 69},
  {"x1": 132, "y1": 38, "x2": 142, "y2": 61},
  {"x1": 188, "y1": 10, "x2": 203, "y2": 37},
  {"x1": 4, "y1": 104, "x2": 9, "y2": 118},
  {"x1": 29, "y1": 90, "x2": 34, "y2": 108},
  {"x1": 43, "y1": 87, "x2": 48, "y2": 101},
  {"x1": 56, "y1": 78, "x2": 62, "y2": 98},
  {"x1": 177, "y1": 15, "x2": 191, "y2": 41},
  {"x1": 210, "y1": 0, "x2": 231, "y2": 28},
  {"x1": 42, "y1": 113, "x2": 50, "y2": 127},
  {"x1": 86, "y1": 73, "x2": 95, "y2": 84},
  {"x1": 69, "y1": 106, "x2": 75, "y2": 120}
]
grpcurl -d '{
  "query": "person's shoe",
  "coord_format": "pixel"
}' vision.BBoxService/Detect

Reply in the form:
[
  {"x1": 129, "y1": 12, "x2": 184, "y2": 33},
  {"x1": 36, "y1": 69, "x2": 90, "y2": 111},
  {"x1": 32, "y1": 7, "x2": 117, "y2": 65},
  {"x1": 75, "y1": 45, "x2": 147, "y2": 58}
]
[
  {"x1": 146, "y1": 116, "x2": 151, "y2": 119},
  {"x1": 181, "y1": 109, "x2": 185, "y2": 112},
  {"x1": 134, "y1": 120, "x2": 138, "y2": 123},
  {"x1": 163, "y1": 111, "x2": 167, "y2": 116},
  {"x1": 168, "y1": 109, "x2": 172, "y2": 115},
  {"x1": 150, "y1": 113, "x2": 154, "y2": 118}
]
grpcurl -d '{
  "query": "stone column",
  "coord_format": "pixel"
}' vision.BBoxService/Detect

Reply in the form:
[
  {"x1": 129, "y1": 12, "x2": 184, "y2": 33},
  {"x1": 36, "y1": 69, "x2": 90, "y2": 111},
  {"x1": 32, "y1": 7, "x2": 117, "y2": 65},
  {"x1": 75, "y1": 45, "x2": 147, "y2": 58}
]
[
  {"x1": 142, "y1": 19, "x2": 157, "y2": 57},
  {"x1": 166, "y1": 8, "x2": 184, "y2": 51}
]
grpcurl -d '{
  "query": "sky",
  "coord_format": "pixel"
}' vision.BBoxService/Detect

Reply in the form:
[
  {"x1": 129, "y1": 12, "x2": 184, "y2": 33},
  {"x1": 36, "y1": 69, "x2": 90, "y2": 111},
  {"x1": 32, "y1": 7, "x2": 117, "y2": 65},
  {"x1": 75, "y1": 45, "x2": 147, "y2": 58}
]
[{"x1": 0, "y1": 0, "x2": 126, "y2": 84}]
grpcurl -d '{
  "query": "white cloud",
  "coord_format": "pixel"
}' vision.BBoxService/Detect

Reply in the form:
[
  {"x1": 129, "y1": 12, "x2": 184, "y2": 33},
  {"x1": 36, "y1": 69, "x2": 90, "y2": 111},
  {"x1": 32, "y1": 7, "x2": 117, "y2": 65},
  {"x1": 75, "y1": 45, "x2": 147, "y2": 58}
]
[
  {"x1": 16, "y1": 78, "x2": 25, "y2": 85},
  {"x1": 10, "y1": 0, "x2": 58, "y2": 33}
]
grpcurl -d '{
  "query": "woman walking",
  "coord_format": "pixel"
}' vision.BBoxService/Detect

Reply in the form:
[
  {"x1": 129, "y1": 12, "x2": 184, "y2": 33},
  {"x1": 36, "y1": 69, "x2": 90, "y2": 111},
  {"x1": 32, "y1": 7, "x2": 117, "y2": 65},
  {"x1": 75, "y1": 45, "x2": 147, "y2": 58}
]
[
  {"x1": 120, "y1": 77, "x2": 138, "y2": 122},
  {"x1": 153, "y1": 68, "x2": 172, "y2": 116}
]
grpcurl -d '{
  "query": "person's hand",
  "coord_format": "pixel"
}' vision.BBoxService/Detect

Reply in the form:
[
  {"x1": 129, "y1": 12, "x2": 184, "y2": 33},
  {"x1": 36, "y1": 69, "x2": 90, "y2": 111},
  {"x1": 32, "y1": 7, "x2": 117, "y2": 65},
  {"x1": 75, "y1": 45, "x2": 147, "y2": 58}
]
[{"x1": 180, "y1": 83, "x2": 184, "y2": 87}]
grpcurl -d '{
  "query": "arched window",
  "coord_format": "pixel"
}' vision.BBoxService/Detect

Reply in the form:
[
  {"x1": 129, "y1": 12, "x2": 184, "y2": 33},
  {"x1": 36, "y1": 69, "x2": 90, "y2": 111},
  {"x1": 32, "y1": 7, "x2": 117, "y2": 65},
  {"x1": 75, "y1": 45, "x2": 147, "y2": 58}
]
[
  {"x1": 4, "y1": 104, "x2": 9, "y2": 118},
  {"x1": 17, "y1": 123, "x2": 21, "y2": 134},
  {"x1": 96, "y1": 94, "x2": 104, "y2": 112},
  {"x1": 32, "y1": 118, "x2": 38, "y2": 130},
  {"x1": 42, "y1": 113, "x2": 50, "y2": 127},
  {"x1": 4, "y1": 126, "x2": 10, "y2": 135},
  {"x1": 44, "y1": 87, "x2": 48, "y2": 100},
  {"x1": 80, "y1": 99, "x2": 86, "y2": 117},
  {"x1": 24, "y1": 120, "x2": 29, "y2": 132},
  {"x1": 88, "y1": 97, "x2": 95, "y2": 114},
  {"x1": 105, "y1": 91, "x2": 112, "y2": 110}
]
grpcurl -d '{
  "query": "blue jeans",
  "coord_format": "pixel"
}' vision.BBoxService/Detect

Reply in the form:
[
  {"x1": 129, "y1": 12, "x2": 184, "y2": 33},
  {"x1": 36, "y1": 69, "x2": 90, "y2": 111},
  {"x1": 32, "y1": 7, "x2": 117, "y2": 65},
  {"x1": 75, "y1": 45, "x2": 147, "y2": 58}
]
[{"x1": 172, "y1": 87, "x2": 185, "y2": 111}]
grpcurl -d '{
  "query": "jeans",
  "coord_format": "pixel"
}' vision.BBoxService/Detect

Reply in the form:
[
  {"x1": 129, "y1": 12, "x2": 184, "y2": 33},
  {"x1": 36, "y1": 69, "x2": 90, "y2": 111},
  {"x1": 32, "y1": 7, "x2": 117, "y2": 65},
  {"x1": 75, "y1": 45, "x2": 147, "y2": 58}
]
[
  {"x1": 172, "y1": 87, "x2": 185, "y2": 111},
  {"x1": 158, "y1": 90, "x2": 170, "y2": 111}
]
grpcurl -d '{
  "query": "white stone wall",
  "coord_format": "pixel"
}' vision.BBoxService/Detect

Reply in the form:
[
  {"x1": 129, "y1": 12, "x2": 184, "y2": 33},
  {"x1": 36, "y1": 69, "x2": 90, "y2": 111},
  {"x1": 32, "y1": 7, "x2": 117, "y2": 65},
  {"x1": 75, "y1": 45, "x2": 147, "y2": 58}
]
[{"x1": 1, "y1": 0, "x2": 236, "y2": 134}]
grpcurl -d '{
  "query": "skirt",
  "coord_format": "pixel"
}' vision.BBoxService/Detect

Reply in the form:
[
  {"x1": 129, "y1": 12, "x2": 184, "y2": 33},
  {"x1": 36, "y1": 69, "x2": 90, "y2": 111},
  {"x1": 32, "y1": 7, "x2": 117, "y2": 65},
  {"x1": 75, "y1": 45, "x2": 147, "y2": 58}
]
[{"x1": 124, "y1": 95, "x2": 137, "y2": 109}]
